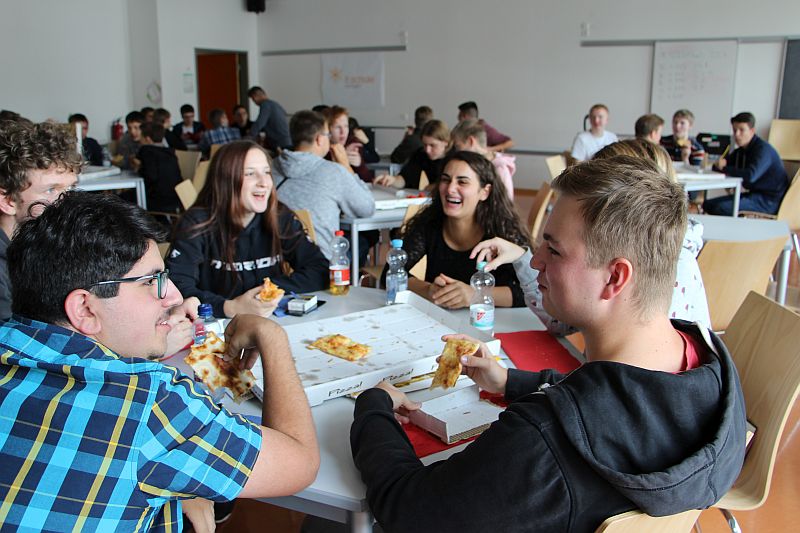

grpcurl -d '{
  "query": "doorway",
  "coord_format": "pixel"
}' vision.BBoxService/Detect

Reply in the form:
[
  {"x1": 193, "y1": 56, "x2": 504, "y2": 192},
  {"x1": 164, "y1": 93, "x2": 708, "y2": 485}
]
[{"x1": 195, "y1": 50, "x2": 249, "y2": 127}]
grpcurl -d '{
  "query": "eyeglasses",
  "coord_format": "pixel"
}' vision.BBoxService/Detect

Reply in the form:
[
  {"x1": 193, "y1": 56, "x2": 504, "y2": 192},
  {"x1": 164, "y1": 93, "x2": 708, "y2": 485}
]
[{"x1": 88, "y1": 270, "x2": 170, "y2": 299}]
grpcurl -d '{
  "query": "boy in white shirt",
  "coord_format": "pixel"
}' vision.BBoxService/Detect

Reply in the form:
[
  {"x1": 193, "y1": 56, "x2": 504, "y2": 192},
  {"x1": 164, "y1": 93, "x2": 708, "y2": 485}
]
[{"x1": 570, "y1": 104, "x2": 618, "y2": 161}]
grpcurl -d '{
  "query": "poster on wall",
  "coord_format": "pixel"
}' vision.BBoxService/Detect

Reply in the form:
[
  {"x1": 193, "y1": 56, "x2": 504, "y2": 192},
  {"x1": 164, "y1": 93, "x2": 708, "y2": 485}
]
[{"x1": 321, "y1": 52, "x2": 385, "y2": 108}]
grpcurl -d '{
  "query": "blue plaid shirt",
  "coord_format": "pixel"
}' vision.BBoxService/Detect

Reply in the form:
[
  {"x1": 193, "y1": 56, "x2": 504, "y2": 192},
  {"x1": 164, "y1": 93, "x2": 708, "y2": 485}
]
[
  {"x1": 0, "y1": 317, "x2": 262, "y2": 532},
  {"x1": 198, "y1": 127, "x2": 241, "y2": 154}
]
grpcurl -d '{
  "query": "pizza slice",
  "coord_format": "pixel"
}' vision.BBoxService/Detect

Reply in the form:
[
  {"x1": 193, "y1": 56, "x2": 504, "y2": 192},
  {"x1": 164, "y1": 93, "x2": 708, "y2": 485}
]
[
  {"x1": 430, "y1": 338, "x2": 480, "y2": 389},
  {"x1": 184, "y1": 331, "x2": 255, "y2": 403},
  {"x1": 308, "y1": 334, "x2": 371, "y2": 361},
  {"x1": 257, "y1": 277, "x2": 285, "y2": 302}
]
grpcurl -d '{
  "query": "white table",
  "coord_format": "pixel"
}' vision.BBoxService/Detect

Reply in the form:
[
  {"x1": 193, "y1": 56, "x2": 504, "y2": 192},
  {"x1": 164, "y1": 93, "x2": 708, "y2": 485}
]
[
  {"x1": 169, "y1": 287, "x2": 553, "y2": 532},
  {"x1": 677, "y1": 171, "x2": 742, "y2": 217},
  {"x1": 692, "y1": 214, "x2": 792, "y2": 304},
  {"x1": 340, "y1": 186, "x2": 428, "y2": 282},
  {"x1": 77, "y1": 170, "x2": 147, "y2": 209}
]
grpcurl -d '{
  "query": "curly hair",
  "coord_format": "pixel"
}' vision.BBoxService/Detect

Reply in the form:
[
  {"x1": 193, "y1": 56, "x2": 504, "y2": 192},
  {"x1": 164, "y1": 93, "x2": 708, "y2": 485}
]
[
  {"x1": 402, "y1": 151, "x2": 530, "y2": 263},
  {"x1": 0, "y1": 120, "x2": 83, "y2": 199}
]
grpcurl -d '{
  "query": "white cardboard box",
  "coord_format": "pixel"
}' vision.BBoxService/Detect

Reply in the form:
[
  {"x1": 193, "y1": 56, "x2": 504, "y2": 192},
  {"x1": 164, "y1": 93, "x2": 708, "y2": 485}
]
[
  {"x1": 251, "y1": 291, "x2": 500, "y2": 406},
  {"x1": 408, "y1": 384, "x2": 504, "y2": 444}
]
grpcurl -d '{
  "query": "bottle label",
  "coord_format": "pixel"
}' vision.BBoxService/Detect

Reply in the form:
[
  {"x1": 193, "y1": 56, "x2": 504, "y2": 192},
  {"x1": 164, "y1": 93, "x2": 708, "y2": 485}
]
[
  {"x1": 470, "y1": 304, "x2": 495, "y2": 331},
  {"x1": 330, "y1": 266, "x2": 350, "y2": 286}
]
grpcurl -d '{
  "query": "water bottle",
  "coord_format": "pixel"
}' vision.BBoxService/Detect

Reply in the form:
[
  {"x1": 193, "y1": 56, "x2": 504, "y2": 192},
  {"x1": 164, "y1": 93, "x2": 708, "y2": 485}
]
[
  {"x1": 101, "y1": 146, "x2": 112, "y2": 167},
  {"x1": 469, "y1": 261, "x2": 495, "y2": 335},
  {"x1": 385, "y1": 239, "x2": 408, "y2": 305},
  {"x1": 329, "y1": 230, "x2": 351, "y2": 296},
  {"x1": 193, "y1": 303, "x2": 218, "y2": 345}
]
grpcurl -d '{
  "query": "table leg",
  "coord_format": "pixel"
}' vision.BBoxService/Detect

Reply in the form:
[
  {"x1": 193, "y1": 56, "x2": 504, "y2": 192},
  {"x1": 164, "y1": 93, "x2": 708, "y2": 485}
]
[
  {"x1": 732, "y1": 183, "x2": 740, "y2": 217},
  {"x1": 777, "y1": 249, "x2": 790, "y2": 305},
  {"x1": 351, "y1": 222, "x2": 360, "y2": 285},
  {"x1": 348, "y1": 510, "x2": 374, "y2": 533}
]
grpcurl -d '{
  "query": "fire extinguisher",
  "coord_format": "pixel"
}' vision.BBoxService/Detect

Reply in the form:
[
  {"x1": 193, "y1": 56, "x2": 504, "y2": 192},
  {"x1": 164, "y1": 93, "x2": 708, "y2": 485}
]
[{"x1": 111, "y1": 119, "x2": 124, "y2": 141}]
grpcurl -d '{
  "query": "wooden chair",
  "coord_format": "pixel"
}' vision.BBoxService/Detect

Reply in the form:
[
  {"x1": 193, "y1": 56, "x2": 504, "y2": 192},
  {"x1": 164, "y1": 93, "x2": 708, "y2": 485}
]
[
  {"x1": 418, "y1": 170, "x2": 430, "y2": 191},
  {"x1": 767, "y1": 119, "x2": 800, "y2": 161},
  {"x1": 712, "y1": 291, "x2": 800, "y2": 531},
  {"x1": 526, "y1": 181, "x2": 554, "y2": 246},
  {"x1": 294, "y1": 208, "x2": 316, "y2": 243},
  {"x1": 697, "y1": 236, "x2": 787, "y2": 331},
  {"x1": 595, "y1": 509, "x2": 702, "y2": 533},
  {"x1": 545, "y1": 155, "x2": 567, "y2": 180},
  {"x1": 174, "y1": 149, "x2": 201, "y2": 181},
  {"x1": 175, "y1": 179, "x2": 198, "y2": 210},
  {"x1": 192, "y1": 161, "x2": 210, "y2": 192},
  {"x1": 209, "y1": 143, "x2": 223, "y2": 160}
]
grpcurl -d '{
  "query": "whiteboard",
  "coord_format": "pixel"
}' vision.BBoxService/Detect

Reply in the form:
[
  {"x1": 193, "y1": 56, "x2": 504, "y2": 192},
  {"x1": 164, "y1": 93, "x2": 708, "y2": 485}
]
[{"x1": 651, "y1": 40, "x2": 738, "y2": 133}]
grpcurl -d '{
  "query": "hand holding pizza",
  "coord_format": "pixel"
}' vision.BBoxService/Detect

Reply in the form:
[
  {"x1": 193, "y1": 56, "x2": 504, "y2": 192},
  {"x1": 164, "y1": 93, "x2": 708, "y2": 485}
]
[
  {"x1": 224, "y1": 314, "x2": 288, "y2": 370},
  {"x1": 374, "y1": 380, "x2": 421, "y2": 424},
  {"x1": 430, "y1": 274, "x2": 474, "y2": 309},
  {"x1": 224, "y1": 286, "x2": 280, "y2": 318},
  {"x1": 442, "y1": 334, "x2": 508, "y2": 395}
]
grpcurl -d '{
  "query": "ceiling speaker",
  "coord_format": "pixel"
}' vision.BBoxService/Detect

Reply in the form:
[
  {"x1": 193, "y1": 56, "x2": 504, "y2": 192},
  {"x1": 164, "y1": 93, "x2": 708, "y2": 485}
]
[{"x1": 246, "y1": 0, "x2": 265, "y2": 13}]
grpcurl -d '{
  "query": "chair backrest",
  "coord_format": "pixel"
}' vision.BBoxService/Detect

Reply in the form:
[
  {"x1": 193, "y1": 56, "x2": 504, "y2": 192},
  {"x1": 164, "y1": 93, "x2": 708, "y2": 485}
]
[
  {"x1": 294, "y1": 208, "x2": 316, "y2": 243},
  {"x1": 716, "y1": 291, "x2": 800, "y2": 510},
  {"x1": 418, "y1": 171, "x2": 430, "y2": 191},
  {"x1": 767, "y1": 119, "x2": 800, "y2": 160},
  {"x1": 545, "y1": 155, "x2": 566, "y2": 180},
  {"x1": 697, "y1": 236, "x2": 787, "y2": 331},
  {"x1": 157, "y1": 242, "x2": 171, "y2": 259},
  {"x1": 174, "y1": 149, "x2": 201, "y2": 181},
  {"x1": 175, "y1": 179, "x2": 198, "y2": 210},
  {"x1": 776, "y1": 168, "x2": 800, "y2": 229},
  {"x1": 526, "y1": 181, "x2": 554, "y2": 246},
  {"x1": 193, "y1": 161, "x2": 210, "y2": 192},
  {"x1": 209, "y1": 143, "x2": 223, "y2": 160},
  {"x1": 595, "y1": 509, "x2": 702, "y2": 533}
]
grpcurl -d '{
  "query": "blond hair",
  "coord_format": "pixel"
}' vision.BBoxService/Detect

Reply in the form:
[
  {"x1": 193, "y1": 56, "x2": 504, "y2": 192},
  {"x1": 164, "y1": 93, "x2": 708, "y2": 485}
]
[
  {"x1": 451, "y1": 119, "x2": 487, "y2": 147},
  {"x1": 593, "y1": 138, "x2": 676, "y2": 181},
  {"x1": 552, "y1": 156, "x2": 687, "y2": 318},
  {"x1": 420, "y1": 119, "x2": 450, "y2": 144}
]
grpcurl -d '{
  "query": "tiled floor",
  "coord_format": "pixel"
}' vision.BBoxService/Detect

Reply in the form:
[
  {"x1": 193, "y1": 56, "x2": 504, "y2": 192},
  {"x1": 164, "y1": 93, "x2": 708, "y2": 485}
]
[{"x1": 219, "y1": 190, "x2": 800, "y2": 532}]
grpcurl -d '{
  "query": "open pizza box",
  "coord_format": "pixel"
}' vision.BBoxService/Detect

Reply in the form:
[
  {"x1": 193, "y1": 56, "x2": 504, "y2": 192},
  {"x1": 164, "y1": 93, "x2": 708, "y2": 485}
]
[
  {"x1": 407, "y1": 381, "x2": 504, "y2": 444},
  {"x1": 251, "y1": 291, "x2": 500, "y2": 406}
]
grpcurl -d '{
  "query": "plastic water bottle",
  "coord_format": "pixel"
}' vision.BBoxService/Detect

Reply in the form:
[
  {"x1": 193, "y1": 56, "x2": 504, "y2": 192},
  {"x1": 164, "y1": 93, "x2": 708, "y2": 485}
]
[
  {"x1": 385, "y1": 239, "x2": 408, "y2": 305},
  {"x1": 469, "y1": 261, "x2": 495, "y2": 335},
  {"x1": 329, "y1": 230, "x2": 351, "y2": 295},
  {"x1": 193, "y1": 303, "x2": 217, "y2": 345},
  {"x1": 101, "y1": 146, "x2": 112, "y2": 167}
]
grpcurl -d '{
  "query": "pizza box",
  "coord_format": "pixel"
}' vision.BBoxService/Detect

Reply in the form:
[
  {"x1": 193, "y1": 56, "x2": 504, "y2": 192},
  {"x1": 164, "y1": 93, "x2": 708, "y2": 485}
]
[
  {"x1": 371, "y1": 184, "x2": 429, "y2": 211},
  {"x1": 407, "y1": 383, "x2": 504, "y2": 444},
  {"x1": 251, "y1": 291, "x2": 500, "y2": 406},
  {"x1": 78, "y1": 165, "x2": 122, "y2": 181}
]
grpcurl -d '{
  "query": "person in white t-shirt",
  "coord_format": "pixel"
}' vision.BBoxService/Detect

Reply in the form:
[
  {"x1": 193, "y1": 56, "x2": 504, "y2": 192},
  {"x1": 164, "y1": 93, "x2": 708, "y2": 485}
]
[{"x1": 570, "y1": 104, "x2": 618, "y2": 161}]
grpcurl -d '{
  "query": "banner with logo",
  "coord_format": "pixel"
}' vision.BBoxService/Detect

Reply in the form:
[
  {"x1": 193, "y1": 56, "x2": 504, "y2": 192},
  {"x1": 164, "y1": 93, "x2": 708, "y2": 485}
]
[{"x1": 321, "y1": 52, "x2": 385, "y2": 108}]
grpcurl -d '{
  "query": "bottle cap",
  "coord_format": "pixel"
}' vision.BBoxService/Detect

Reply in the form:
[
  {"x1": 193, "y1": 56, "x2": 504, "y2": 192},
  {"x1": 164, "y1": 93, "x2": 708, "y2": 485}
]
[
  {"x1": 335, "y1": 230, "x2": 344, "y2": 236},
  {"x1": 476, "y1": 261, "x2": 488, "y2": 271},
  {"x1": 198, "y1": 303, "x2": 213, "y2": 317},
  {"x1": 390, "y1": 239, "x2": 403, "y2": 248}
]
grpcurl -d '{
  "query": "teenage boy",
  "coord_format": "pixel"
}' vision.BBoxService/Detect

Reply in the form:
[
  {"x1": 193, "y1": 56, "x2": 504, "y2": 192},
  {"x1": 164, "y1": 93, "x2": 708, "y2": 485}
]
[
  {"x1": 0, "y1": 191, "x2": 319, "y2": 531},
  {"x1": 634, "y1": 113, "x2": 665, "y2": 144},
  {"x1": 68, "y1": 113, "x2": 103, "y2": 166},
  {"x1": 118, "y1": 110, "x2": 144, "y2": 171},
  {"x1": 153, "y1": 108, "x2": 187, "y2": 151},
  {"x1": 173, "y1": 104, "x2": 205, "y2": 145},
  {"x1": 198, "y1": 108, "x2": 241, "y2": 156},
  {"x1": 0, "y1": 120, "x2": 80, "y2": 320},
  {"x1": 248, "y1": 86, "x2": 292, "y2": 151},
  {"x1": 351, "y1": 157, "x2": 746, "y2": 532},
  {"x1": 232, "y1": 104, "x2": 254, "y2": 139},
  {"x1": 271, "y1": 110, "x2": 375, "y2": 260},
  {"x1": 661, "y1": 109, "x2": 705, "y2": 166},
  {"x1": 138, "y1": 121, "x2": 183, "y2": 214},
  {"x1": 570, "y1": 103, "x2": 618, "y2": 161},
  {"x1": 457, "y1": 101, "x2": 514, "y2": 152},
  {"x1": 390, "y1": 105, "x2": 433, "y2": 165},
  {"x1": 703, "y1": 112, "x2": 789, "y2": 216},
  {"x1": 451, "y1": 118, "x2": 516, "y2": 199}
]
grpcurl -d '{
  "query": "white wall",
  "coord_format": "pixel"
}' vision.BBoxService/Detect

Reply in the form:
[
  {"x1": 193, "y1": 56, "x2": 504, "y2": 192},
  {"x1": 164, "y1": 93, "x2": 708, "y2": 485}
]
[
  {"x1": 0, "y1": 0, "x2": 132, "y2": 143},
  {"x1": 128, "y1": 0, "x2": 161, "y2": 112},
  {"x1": 257, "y1": 0, "x2": 799, "y2": 188},
  {"x1": 155, "y1": 0, "x2": 260, "y2": 118}
]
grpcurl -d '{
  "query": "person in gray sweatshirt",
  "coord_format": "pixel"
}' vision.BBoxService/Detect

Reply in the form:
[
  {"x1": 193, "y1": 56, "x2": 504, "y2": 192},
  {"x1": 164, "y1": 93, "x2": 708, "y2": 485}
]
[{"x1": 272, "y1": 110, "x2": 375, "y2": 260}]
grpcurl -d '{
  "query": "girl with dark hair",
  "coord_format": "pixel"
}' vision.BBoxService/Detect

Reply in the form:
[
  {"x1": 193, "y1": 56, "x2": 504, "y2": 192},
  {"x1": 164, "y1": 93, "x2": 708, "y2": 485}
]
[
  {"x1": 375, "y1": 119, "x2": 452, "y2": 190},
  {"x1": 167, "y1": 140, "x2": 328, "y2": 318},
  {"x1": 397, "y1": 151, "x2": 530, "y2": 308}
]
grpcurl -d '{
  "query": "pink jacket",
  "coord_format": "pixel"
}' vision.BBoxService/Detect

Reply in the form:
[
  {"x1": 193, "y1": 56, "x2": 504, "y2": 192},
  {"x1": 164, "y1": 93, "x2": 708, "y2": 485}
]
[{"x1": 492, "y1": 152, "x2": 516, "y2": 200}]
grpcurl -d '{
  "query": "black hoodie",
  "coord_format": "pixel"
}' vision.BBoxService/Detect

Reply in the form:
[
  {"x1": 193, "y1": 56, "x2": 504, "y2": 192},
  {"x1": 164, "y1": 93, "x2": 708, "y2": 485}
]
[
  {"x1": 350, "y1": 321, "x2": 745, "y2": 532},
  {"x1": 167, "y1": 207, "x2": 329, "y2": 317}
]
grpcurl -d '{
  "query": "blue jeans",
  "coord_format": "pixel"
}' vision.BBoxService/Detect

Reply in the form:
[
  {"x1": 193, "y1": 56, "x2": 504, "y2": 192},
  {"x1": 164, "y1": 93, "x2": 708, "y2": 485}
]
[{"x1": 703, "y1": 193, "x2": 781, "y2": 216}]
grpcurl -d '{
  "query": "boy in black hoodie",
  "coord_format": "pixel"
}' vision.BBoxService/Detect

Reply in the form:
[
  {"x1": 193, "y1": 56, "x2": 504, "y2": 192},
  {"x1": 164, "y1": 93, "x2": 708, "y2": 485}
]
[
  {"x1": 351, "y1": 156, "x2": 746, "y2": 532},
  {"x1": 137, "y1": 122, "x2": 183, "y2": 214}
]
